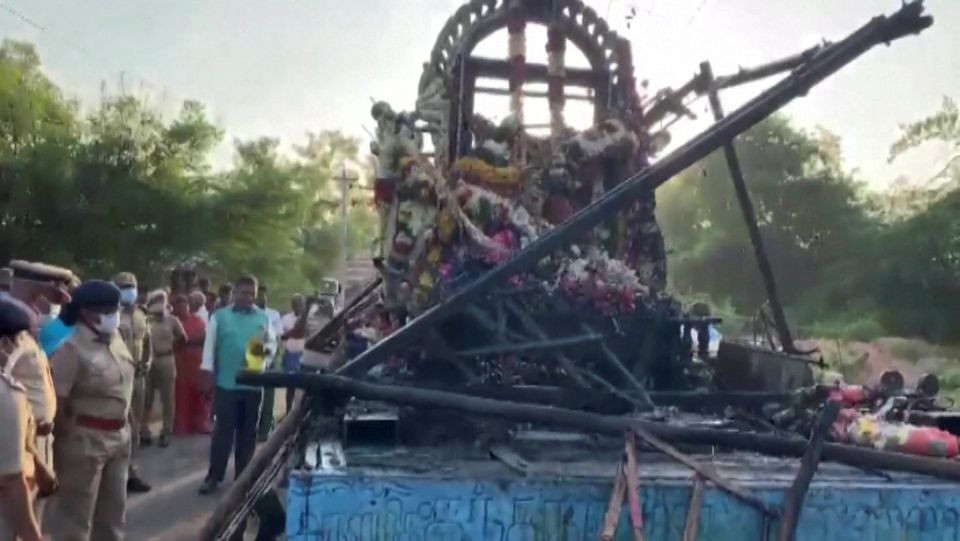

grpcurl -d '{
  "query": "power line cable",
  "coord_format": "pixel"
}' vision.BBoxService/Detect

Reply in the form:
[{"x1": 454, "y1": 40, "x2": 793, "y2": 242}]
[
  {"x1": 0, "y1": 0, "x2": 193, "y2": 107},
  {"x1": 0, "y1": 2, "x2": 44, "y2": 31}
]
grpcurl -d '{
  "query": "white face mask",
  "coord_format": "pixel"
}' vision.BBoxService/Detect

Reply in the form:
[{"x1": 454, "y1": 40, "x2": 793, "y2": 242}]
[
  {"x1": 95, "y1": 311, "x2": 121, "y2": 335},
  {"x1": 119, "y1": 288, "x2": 138, "y2": 306}
]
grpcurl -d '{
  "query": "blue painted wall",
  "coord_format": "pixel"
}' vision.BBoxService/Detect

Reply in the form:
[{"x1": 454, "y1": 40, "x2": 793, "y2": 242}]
[{"x1": 287, "y1": 474, "x2": 960, "y2": 540}]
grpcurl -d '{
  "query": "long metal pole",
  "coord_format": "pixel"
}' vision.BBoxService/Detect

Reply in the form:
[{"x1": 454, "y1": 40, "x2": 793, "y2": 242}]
[
  {"x1": 701, "y1": 61, "x2": 797, "y2": 353},
  {"x1": 240, "y1": 371, "x2": 960, "y2": 482},
  {"x1": 336, "y1": 2, "x2": 931, "y2": 378}
]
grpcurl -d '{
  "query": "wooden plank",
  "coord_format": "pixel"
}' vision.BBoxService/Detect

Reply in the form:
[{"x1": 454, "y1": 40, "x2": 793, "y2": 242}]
[
  {"x1": 629, "y1": 424, "x2": 777, "y2": 518},
  {"x1": 457, "y1": 333, "x2": 602, "y2": 357},
  {"x1": 623, "y1": 432, "x2": 646, "y2": 541},
  {"x1": 682, "y1": 475, "x2": 706, "y2": 541},
  {"x1": 468, "y1": 56, "x2": 606, "y2": 88},
  {"x1": 776, "y1": 401, "x2": 841, "y2": 541},
  {"x1": 503, "y1": 300, "x2": 589, "y2": 388}
]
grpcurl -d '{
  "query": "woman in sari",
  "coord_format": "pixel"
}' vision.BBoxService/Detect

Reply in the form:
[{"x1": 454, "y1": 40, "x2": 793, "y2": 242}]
[{"x1": 173, "y1": 293, "x2": 211, "y2": 435}]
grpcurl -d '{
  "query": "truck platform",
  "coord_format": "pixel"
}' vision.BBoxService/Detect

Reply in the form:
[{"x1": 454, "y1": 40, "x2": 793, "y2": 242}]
[{"x1": 287, "y1": 435, "x2": 960, "y2": 540}]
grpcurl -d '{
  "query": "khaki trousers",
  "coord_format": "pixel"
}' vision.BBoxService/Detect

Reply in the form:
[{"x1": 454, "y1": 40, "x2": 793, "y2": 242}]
[
  {"x1": 143, "y1": 355, "x2": 176, "y2": 438},
  {"x1": 128, "y1": 374, "x2": 145, "y2": 474},
  {"x1": 0, "y1": 435, "x2": 50, "y2": 540},
  {"x1": 0, "y1": 488, "x2": 36, "y2": 541},
  {"x1": 34, "y1": 433, "x2": 53, "y2": 527},
  {"x1": 46, "y1": 425, "x2": 130, "y2": 541}
]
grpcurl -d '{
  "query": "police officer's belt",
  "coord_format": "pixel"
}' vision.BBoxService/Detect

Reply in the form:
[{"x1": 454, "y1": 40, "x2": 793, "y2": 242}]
[{"x1": 76, "y1": 415, "x2": 126, "y2": 431}]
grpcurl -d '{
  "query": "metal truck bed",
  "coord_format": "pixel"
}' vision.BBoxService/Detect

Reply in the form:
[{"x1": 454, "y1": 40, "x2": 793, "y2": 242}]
[{"x1": 286, "y1": 439, "x2": 960, "y2": 540}]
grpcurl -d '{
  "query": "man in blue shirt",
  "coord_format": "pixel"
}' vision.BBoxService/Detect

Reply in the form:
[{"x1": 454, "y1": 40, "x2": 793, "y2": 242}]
[{"x1": 198, "y1": 274, "x2": 276, "y2": 495}]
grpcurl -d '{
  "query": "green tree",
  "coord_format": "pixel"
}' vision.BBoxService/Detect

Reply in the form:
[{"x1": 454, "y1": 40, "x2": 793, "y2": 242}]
[
  {"x1": 0, "y1": 40, "x2": 370, "y2": 296},
  {"x1": 658, "y1": 115, "x2": 875, "y2": 320}
]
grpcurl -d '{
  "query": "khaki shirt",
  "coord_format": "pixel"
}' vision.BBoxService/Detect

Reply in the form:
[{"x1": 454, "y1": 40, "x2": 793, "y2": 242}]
[
  {"x1": 148, "y1": 315, "x2": 185, "y2": 358},
  {"x1": 50, "y1": 325, "x2": 136, "y2": 421},
  {"x1": 6, "y1": 333, "x2": 56, "y2": 425},
  {"x1": 0, "y1": 373, "x2": 34, "y2": 479},
  {"x1": 119, "y1": 305, "x2": 151, "y2": 374}
]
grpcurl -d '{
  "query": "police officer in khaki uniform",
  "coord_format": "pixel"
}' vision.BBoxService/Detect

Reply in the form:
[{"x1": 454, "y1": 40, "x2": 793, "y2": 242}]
[
  {"x1": 141, "y1": 290, "x2": 185, "y2": 447},
  {"x1": 47, "y1": 281, "x2": 136, "y2": 541},
  {"x1": 0, "y1": 299, "x2": 43, "y2": 541},
  {"x1": 112, "y1": 272, "x2": 152, "y2": 493},
  {"x1": 6, "y1": 261, "x2": 75, "y2": 527}
]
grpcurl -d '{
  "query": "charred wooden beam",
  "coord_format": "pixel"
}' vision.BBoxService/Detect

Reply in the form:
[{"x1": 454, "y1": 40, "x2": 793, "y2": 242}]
[
  {"x1": 776, "y1": 401, "x2": 841, "y2": 541},
  {"x1": 419, "y1": 384, "x2": 790, "y2": 413},
  {"x1": 630, "y1": 424, "x2": 776, "y2": 517},
  {"x1": 578, "y1": 369, "x2": 654, "y2": 411},
  {"x1": 424, "y1": 330, "x2": 480, "y2": 382},
  {"x1": 239, "y1": 370, "x2": 960, "y2": 482},
  {"x1": 335, "y1": 2, "x2": 932, "y2": 379},
  {"x1": 682, "y1": 475, "x2": 706, "y2": 541},
  {"x1": 474, "y1": 86, "x2": 595, "y2": 102},
  {"x1": 580, "y1": 321, "x2": 655, "y2": 410},
  {"x1": 502, "y1": 300, "x2": 589, "y2": 388},
  {"x1": 647, "y1": 390, "x2": 793, "y2": 411},
  {"x1": 467, "y1": 56, "x2": 605, "y2": 88},
  {"x1": 457, "y1": 333, "x2": 602, "y2": 356},
  {"x1": 712, "y1": 44, "x2": 823, "y2": 90},
  {"x1": 430, "y1": 383, "x2": 634, "y2": 414},
  {"x1": 305, "y1": 276, "x2": 382, "y2": 353},
  {"x1": 701, "y1": 60, "x2": 798, "y2": 354},
  {"x1": 464, "y1": 304, "x2": 530, "y2": 343}
]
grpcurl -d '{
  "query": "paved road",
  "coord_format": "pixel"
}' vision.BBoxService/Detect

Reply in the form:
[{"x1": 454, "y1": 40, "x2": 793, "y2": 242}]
[
  {"x1": 124, "y1": 258, "x2": 376, "y2": 540},
  {"x1": 124, "y1": 390, "x2": 292, "y2": 541}
]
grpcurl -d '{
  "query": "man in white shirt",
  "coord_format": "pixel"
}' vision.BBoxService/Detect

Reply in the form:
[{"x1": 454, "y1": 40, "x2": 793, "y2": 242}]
[
  {"x1": 279, "y1": 294, "x2": 307, "y2": 413},
  {"x1": 255, "y1": 286, "x2": 283, "y2": 441}
]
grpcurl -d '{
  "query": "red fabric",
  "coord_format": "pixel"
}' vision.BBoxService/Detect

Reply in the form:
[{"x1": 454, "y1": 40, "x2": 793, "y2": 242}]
[
  {"x1": 828, "y1": 384, "x2": 868, "y2": 406},
  {"x1": 374, "y1": 178, "x2": 397, "y2": 207},
  {"x1": 897, "y1": 426, "x2": 959, "y2": 458},
  {"x1": 173, "y1": 313, "x2": 212, "y2": 435}
]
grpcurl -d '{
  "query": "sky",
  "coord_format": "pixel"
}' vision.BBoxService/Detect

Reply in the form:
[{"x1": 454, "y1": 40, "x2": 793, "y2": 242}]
[{"x1": 0, "y1": 0, "x2": 956, "y2": 190}]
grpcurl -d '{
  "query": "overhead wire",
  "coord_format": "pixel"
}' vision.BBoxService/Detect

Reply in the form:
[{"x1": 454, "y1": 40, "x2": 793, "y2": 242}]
[{"x1": 0, "y1": 0, "x2": 193, "y2": 107}]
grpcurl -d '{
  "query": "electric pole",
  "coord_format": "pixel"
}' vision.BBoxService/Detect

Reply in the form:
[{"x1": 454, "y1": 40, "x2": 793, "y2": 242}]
[{"x1": 333, "y1": 165, "x2": 359, "y2": 270}]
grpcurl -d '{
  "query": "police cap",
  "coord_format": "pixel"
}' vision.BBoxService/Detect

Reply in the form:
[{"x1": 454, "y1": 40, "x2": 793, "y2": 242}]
[
  {"x1": 0, "y1": 297, "x2": 36, "y2": 337},
  {"x1": 9, "y1": 260, "x2": 77, "y2": 286},
  {"x1": 72, "y1": 280, "x2": 122, "y2": 309},
  {"x1": 113, "y1": 272, "x2": 138, "y2": 288}
]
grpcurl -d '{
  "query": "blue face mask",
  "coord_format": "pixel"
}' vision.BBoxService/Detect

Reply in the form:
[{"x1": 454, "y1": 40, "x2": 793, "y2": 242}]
[{"x1": 120, "y1": 287, "x2": 138, "y2": 306}]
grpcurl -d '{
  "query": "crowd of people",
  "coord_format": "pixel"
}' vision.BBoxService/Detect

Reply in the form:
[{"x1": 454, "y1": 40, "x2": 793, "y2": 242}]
[{"x1": 0, "y1": 260, "x2": 311, "y2": 541}]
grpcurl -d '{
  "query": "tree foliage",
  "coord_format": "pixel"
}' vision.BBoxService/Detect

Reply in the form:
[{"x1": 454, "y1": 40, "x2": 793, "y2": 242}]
[
  {"x1": 0, "y1": 40, "x2": 373, "y2": 298},
  {"x1": 661, "y1": 104, "x2": 960, "y2": 344}
]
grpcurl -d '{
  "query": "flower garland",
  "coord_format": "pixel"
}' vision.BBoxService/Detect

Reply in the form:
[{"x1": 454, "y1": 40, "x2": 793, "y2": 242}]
[
  {"x1": 546, "y1": 23, "x2": 566, "y2": 143},
  {"x1": 451, "y1": 157, "x2": 522, "y2": 195},
  {"x1": 555, "y1": 248, "x2": 649, "y2": 315},
  {"x1": 507, "y1": 9, "x2": 526, "y2": 128}
]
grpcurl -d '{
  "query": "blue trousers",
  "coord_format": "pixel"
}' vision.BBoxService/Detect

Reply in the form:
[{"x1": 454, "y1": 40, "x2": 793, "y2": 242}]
[{"x1": 207, "y1": 387, "x2": 262, "y2": 483}]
